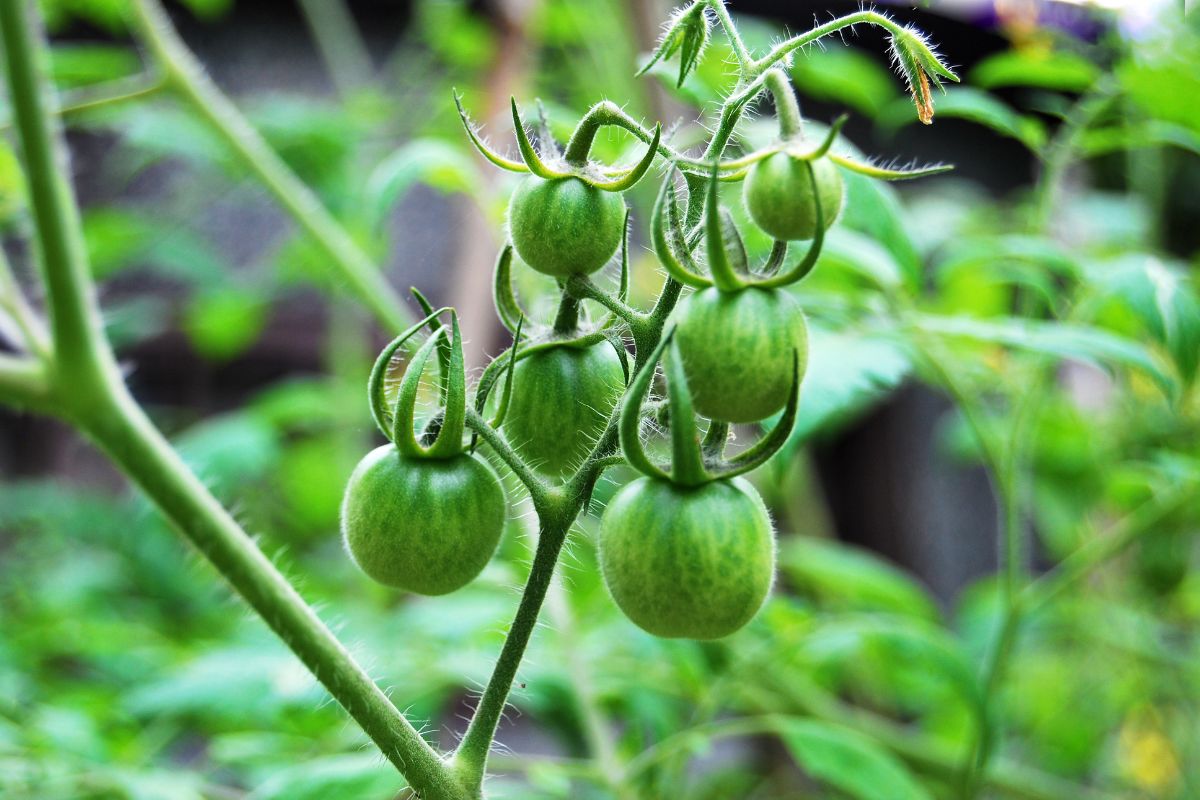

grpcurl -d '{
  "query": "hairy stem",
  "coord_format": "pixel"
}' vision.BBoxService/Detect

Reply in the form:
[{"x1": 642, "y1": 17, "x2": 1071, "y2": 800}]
[
  {"x1": 81, "y1": 387, "x2": 464, "y2": 799},
  {"x1": 128, "y1": 0, "x2": 412, "y2": 333},
  {"x1": 453, "y1": 512, "x2": 576, "y2": 788}
]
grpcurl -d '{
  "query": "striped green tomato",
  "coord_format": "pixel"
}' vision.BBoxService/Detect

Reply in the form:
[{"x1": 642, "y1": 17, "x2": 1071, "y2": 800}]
[
  {"x1": 503, "y1": 340, "x2": 625, "y2": 477},
  {"x1": 599, "y1": 476, "x2": 775, "y2": 639},
  {"x1": 341, "y1": 444, "x2": 505, "y2": 595},
  {"x1": 744, "y1": 153, "x2": 842, "y2": 241},
  {"x1": 508, "y1": 175, "x2": 626, "y2": 277},
  {"x1": 673, "y1": 286, "x2": 808, "y2": 423}
]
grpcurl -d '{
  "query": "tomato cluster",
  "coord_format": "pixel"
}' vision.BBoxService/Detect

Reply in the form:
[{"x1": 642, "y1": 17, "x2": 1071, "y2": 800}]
[{"x1": 343, "y1": 91, "x2": 857, "y2": 640}]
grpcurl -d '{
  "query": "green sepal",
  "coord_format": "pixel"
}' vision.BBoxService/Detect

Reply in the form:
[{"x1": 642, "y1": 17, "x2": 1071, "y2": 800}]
[
  {"x1": 715, "y1": 350, "x2": 802, "y2": 478},
  {"x1": 454, "y1": 90, "x2": 529, "y2": 174},
  {"x1": 493, "y1": 245, "x2": 530, "y2": 334},
  {"x1": 600, "y1": 210, "x2": 634, "y2": 330},
  {"x1": 410, "y1": 287, "x2": 451, "y2": 404},
  {"x1": 584, "y1": 123, "x2": 662, "y2": 192},
  {"x1": 512, "y1": 97, "x2": 571, "y2": 179},
  {"x1": 704, "y1": 165, "x2": 746, "y2": 292},
  {"x1": 664, "y1": 338, "x2": 707, "y2": 486},
  {"x1": 829, "y1": 153, "x2": 953, "y2": 181},
  {"x1": 488, "y1": 314, "x2": 525, "y2": 428},
  {"x1": 618, "y1": 331, "x2": 674, "y2": 482},
  {"x1": 636, "y1": 1, "x2": 708, "y2": 88},
  {"x1": 391, "y1": 312, "x2": 468, "y2": 460},
  {"x1": 367, "y1": 307, "x2": 451, "y2": 442},
  {"x1": 651, "y1": 171, "x2": 712, "y2": 289}
]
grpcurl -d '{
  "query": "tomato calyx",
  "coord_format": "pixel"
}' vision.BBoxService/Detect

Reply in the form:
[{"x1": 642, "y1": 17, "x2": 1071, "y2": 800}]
[
  {"x1": 653, "y1": 165, "x2": 827, "y2": 294},
  {"x1": 367, "y1": 304, "x2": 470, "y2": 460},
  {"x1": 618, "y1": 328, "x2": 799, "y2": 487},
  {"x1": 456, "y1": 92, "x2": 662, "y2": 193}
]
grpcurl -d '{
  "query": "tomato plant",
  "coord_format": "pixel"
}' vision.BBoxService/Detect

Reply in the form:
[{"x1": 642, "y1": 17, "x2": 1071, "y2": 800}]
[{"x1": 2, "y1": 1, "x2": 1198, "y2": 799}]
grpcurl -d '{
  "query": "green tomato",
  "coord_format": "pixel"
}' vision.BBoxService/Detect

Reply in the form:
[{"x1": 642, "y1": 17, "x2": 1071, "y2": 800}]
[
  {"x1": 503, "y1": 341, "x2": 625, "y2": 477},
  {"x1": 743, "y1": 153, "x2": 843, "y2": 241},
  {"x1": 508, "y1": 175, "x2": 626, "y2": 277},
  {"x1": 341, "y1": 445, "x2": 506, "y2": 595},
  {"x1": 599, "y1": 476, "x2": 775, "y2": 639},
  {"x1": 673, "y1": 287, "x2": 808, "y2": 423}
]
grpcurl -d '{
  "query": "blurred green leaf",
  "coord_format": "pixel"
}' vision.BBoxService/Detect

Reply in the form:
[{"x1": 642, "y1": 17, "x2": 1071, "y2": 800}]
[
  {"x1": 49, "y1": 44, "x2": 140, "y2": 87},
  {"x1": 970, "y1": 49, "x2": 1099, "y2": 92},
  {"x1": 815, "y1": 229, "x2": 905, "y2": 291},
  {"x1": 881, "y1": 87, "x2": 1046, "y2": 151},
  {"x1": 792, "y1": 48, "x2": 900, "y2": 118},
  {"x1": 246, "y1": 754, "x2": 403, "y2": 800},
  {"x1": 366, "y1": 139, "x2": 479, "y2": 230},
  {"x1": 913, "y1": 314, "x2": 1176, "y2": 396},
  {"x1": 779, "y1": 537, "x2": 939, "y2": 621},
  {"x1": 785, "y1": 325, "x2": 910, "y2": 444},
  {"x1": 839, "y1": 171, "x2": 921, "y2": 289},
  {"x1": 777, "y1": 718, "x2": 933, "y2": 800},
  {"x1": 1082, "y1": 255, "x2": 1200, "y2": 384},
  {"x1": 182, "y1": 287, "x2": 268, "y2": 361}
]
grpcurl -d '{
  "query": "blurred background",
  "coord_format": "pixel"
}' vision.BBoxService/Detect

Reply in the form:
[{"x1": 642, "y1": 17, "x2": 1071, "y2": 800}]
[{"x1": 2, "y1": 1, "x2": 1198, "y2": 798}]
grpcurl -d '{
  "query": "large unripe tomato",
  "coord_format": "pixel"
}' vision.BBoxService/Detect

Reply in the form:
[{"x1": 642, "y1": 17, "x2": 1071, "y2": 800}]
[
  {"x1": 508, "y1": 175, "x2": 626, "y2": 277},
  {"x1": 599, "y1": 477, "x2": 775, "y2": 639},
  {"x1": 743, "y1": 153, "x2": 843, "y2": 241},
  {"x1": 503, "y1": 341, "x2": 625, "y2": 477},
  {"x1": 341, "y1": 444, "x2": 506, "y2": 594},
  {"x1": 673, "y1": 287, "x2": 808, "y2": 423}
]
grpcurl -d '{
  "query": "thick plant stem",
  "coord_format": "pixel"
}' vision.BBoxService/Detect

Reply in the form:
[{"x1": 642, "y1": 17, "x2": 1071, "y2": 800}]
[
  {"x1": 128, "y1": 0, "x2": 412, "y2": 334},
  {"x1": 0, "y1": 2, "x2": 462, "y2": 795},
  {"x1": 81, "y1": 387, "x2": 465, "y2": 800},
  {"x1": 0, "y1": 0, "x2": 110, "y2": 381},
  {"x1": 454, "y1": 513, "x2": 575, "y2": 788}
]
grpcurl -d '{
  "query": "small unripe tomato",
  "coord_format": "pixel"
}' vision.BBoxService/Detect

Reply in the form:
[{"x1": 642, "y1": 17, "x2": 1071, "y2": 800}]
[
  {"x1": 743, "y1": 153, "x2": 843, "y2": 241},
  {"x1": 673, "y1": 287, "x2": 808, "y2": 423},
  {"x1": 599, "y1": 476, "x2": 775, "y2": 639},
  {"x1": 503, "y1": 341, "x2": 625, "y2": 477},
  {"x1": 508, "y1": 175, "x2": 626, "y2": 277},
  {"x1": 341, "y1": 444, "x2": 506, "y2": 595}
]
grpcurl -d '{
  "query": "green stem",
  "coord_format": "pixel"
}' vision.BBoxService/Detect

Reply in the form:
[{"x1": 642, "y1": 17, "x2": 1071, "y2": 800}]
[
  {"x1": 749, "y1": 11, "x2": 909, "y2": 76},
  {"x1": 0, "y1": 2, "x2": 463, "y2": 795},
  {"x1": 704, "y1": 0, "x2": 753, "y2": 69},
  {"x1": 0, "y1": 248, "x2": 51, "y2": 357},
  {"x1": 0, "y1": 73, "x2": 166, "y2": 132},
  {"x1": 551, "y1": 290, "x2": 581, "y2": 336},
  {"x1": 764, "y1": 69, "x2": 802, "y2": 139},
  {"x1": 128, "y1": 0, "x2": 412, "y2": 334},
  {"x1": 0, "y1": 0, "x2": 111, "y2": 383},
  {"x1": 296, "y1": 0, "x2": 373, "y2": 96},
  {"x1": 465, "y1": 407, "x2": 553, "y2": 507},
  {"x1": 453, "y1": 512, "x2": 575, "y2": 789},
  {"x1": 80, "y1": 388, "x2": 464, "y2": 800},
  {"x1": 564, "y1": 274, "x2": 642, "y2": 328},
  {"x1": 0, "y1": 352, "x2": 51, "y2": 410}
]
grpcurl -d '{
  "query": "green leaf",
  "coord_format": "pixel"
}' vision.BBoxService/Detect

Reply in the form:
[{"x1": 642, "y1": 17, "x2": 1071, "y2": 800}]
[
  {"x1": 913, "y1": 314, "x2": 1176, "y2": 397},
  {"x1": 881, "y1": 87, "x2": 1045, "y2": 151},
  {"x1": 1082, "y1": 255, "x2": 1200, "y2": 384},
  {"x1": 839, "y1": 171, "x2": 921, "y2": 289},
  {"x1": 787, "y1": 325, "x2": 910, "y2": 444},
  {"x1": 182, "y1": 288, "x2": 268, "y2": 362},
  {"x1": 970, "y1": 49, "x2": 1099, "y2": 92},
  {"x1": 777, "y1": 719, "x2": 933, "y2": 800},
  {"x1": 49, "y1": 44, "x2": 140, "y2": 87},
  {"x1": 366, "y1": 139, "x2": 479, "y2": 230},
  {"x1": 801, "y1": 615, "x2": 983, "y2": 714},
  {"x1": 779, "y1": 537, "x2": 939, "y2": 621},
  {"x1": 1077, "y1": 121, "x2": 1200, "y2": 159},
  {"x1": 791, "y1": 48, "x2": 900, "y2": 118},
  {"x1": 245, "y1": 754, "x2": 403, "y2": 800},
  {"x1": 815, "y1": 229, "x2": 905, "y2": 291}
]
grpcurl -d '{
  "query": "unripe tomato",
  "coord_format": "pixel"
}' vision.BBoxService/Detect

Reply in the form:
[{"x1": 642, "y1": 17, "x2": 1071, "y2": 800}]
[
  {"x1": 599, "y1": 476, "x2": 775, "y2": 639},
  {"x1": 508, "y1": 175, "x2": 626, "y2": 277},
  {"x1": 673, "y1": 287, "x2": 808, "y2": 423},
  {"x1": 743, "y1": 153, "x2": 843, "y2": 241},
  {"x1": 341, "y1": 444, "x2": 506, "y2": 594},
  {"x1": 503, "y1": 341, "x2": 625, "y2": 477}
]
